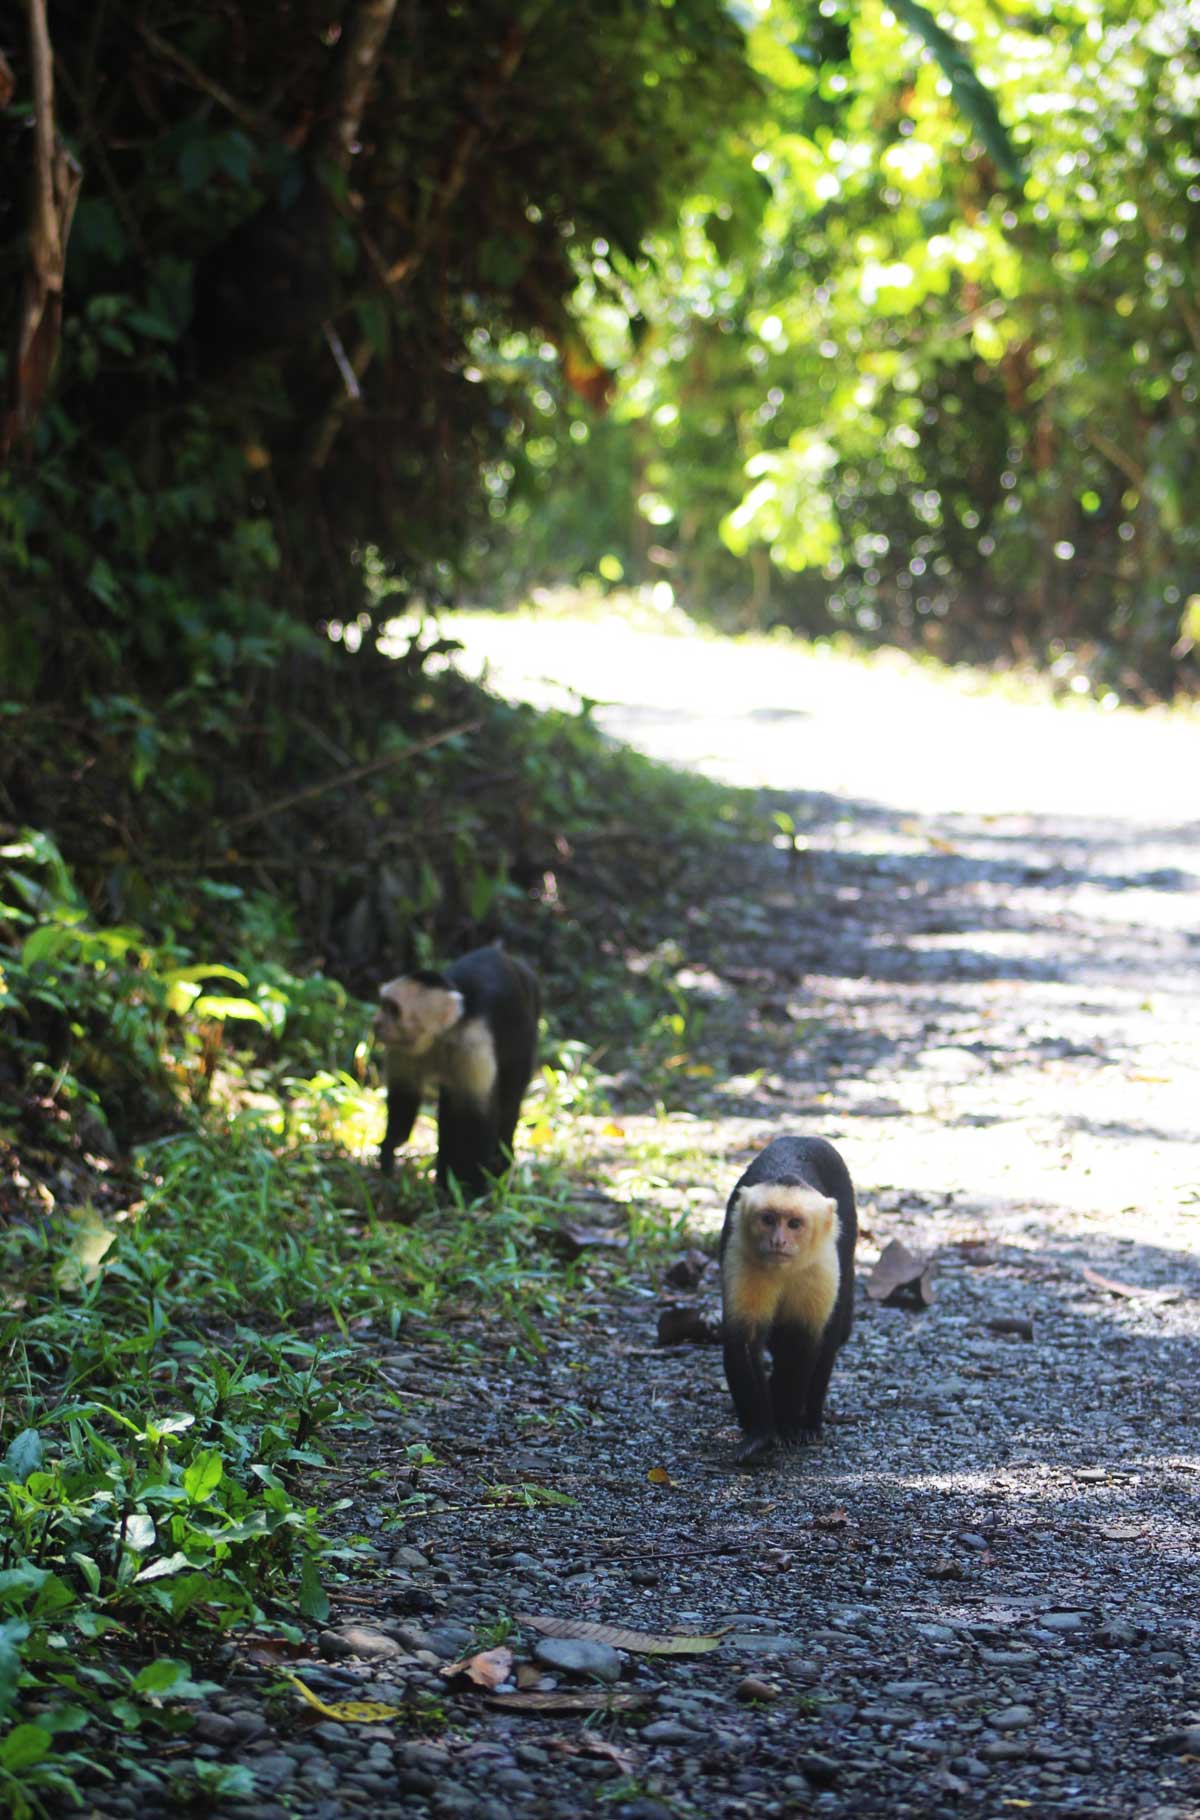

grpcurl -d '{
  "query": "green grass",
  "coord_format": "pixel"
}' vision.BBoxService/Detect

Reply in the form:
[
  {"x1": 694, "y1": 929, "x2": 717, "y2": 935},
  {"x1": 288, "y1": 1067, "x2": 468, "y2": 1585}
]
[{"x1": 0, "y1": 1071, "x2": 715, "y2": 1813}]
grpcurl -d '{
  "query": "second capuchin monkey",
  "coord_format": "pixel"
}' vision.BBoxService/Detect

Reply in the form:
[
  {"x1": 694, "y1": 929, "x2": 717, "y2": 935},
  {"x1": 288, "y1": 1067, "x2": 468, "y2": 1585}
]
[
  {"x1": 375, "y1": 944, "x2": 541, "y2": 1200},
  {"x1": 719, "y1": 1134, "x2": 858, "y2": 1466}
]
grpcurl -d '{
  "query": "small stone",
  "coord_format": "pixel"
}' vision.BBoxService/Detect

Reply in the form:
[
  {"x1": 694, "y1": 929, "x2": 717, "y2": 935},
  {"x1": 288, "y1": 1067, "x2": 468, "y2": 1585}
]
[
  {"x1": 728, "y1": 1632, "x2": 809, "y2": 1655},
  {"x1": 242, "y1": 1752, "x2": 297, "y2": 1792},
  {"x1": 1039, "y1": 1612, "x2": 1086, "y2": 1632},
  {"x1": 423, "y1": 1623, "x2": 476, "y2": 1661},
  {"x1": 981, "y1": 1741, "x2": 1031, "y2": 1763},
  {"x1": 389, "y1": 1545, "x2": 430, "y2": 1569},
  {"x1": 320, "y1": 1624, "x2": 404, "y2": 1661},
  {"x1": 797, "y1": 1752, "x2": 840, "y2": 1787},
  {"x1": 990, "y1": 1704, "x2": 1034, "y2": 1731},
  {"x1": 1096, "y1": 1619, "x2": 1141, "y2": 1647},
  {"x1": 979, "y1": 1649, "x2": 1038, "y2": 1669},
  {"x1": 533, "y1": 1637, "x2": 622, "y2": 1683},
  {"x1": 736, "y1": 1677, "x2": 780, "y2": 1703},
  {"x1": 192, "y1": 1711, "x2": 239, "y2": 1745},
  {"x1": 642, "y1": 1720, "x2": 701, "y2": 1745}
]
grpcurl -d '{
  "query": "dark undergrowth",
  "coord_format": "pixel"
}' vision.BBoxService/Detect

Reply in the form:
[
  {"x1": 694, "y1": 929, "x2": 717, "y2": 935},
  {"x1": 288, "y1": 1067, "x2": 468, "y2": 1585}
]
[{"x1": 0, "y1": 641, "x2": 753, "y2": 1816}]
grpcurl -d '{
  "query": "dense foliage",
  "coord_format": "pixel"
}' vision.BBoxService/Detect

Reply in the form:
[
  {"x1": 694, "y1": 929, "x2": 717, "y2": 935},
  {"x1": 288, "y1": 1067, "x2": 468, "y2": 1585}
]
[
  {"x1": 481, "y1": 0, "x2": 1200, "y2": 696},
  {"x1": 0, "y1": 0, "x2": 750, "y2": 696}
]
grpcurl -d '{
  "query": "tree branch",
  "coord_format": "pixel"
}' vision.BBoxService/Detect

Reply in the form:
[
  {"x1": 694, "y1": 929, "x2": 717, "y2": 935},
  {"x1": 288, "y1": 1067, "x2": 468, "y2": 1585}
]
[
  {"x1": 315, "y1": 0, "x2": 400, "y2": 171},
  {"x1": 1, "y1": 0, "x2": 84, "y2": 462}
]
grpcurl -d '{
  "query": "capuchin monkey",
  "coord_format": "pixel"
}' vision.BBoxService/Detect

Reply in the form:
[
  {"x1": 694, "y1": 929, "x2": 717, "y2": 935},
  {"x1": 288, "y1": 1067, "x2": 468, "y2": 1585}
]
[
  {"x1": 375, "y1": 944, "x2": 541, "y2": 1200},
  {"x1": 720, "y1": 1135, "x2": 858, "y2": 1467}
]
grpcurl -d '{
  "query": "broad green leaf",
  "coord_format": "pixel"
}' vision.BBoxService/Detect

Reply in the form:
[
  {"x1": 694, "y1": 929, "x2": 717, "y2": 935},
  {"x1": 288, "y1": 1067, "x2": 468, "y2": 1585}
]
[
  {"x1": 122, "y1": 1514, "x2": 156, "y2": 1554},
  {"x1": 134, "y1": 1552, "x2": 192, "y2": 1583},
  {"x1": 0, "y1": 1619, "x2": 29, "y2": 1715},
  {"x1": 183, "y1": 1449, "x2": 224, "y2": 1503},
  {"x1": 298, "y1": 1554, "x2": 329, "y2": 1623},
  {"x1": 0, "y1": 1724, "x2": 51, "y2": 1772},
  {"x1": 192, "y1": 995, "x2": 270, "y2": 1027},
  {"x1": 0, "y1": 1566, "x2": 48, "y2": 1606},
  {"x1": 2, "y1": 1429, "x2": 43, "y2": 1484},
  {"x1": 887, "y1": 0, "x2": 1024, "y2": 185}
]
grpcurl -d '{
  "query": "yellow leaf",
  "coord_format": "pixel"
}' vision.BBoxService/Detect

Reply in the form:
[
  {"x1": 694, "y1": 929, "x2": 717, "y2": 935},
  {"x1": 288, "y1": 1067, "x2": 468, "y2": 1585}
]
[
  {"x1": 526, "y1": 1123, "x2": 555, "y2": 1149},
  {"x1": 600, "y1": 1121, "x2": 625, "y2": 1139},
  {"x1": 54, "y1": 1204, "x2": 117, "y2": 1291},
  {"x1": 683, "y1": 1063, "x2": 714, "y2": 1078},
  {"x1": 646, "y1": 1466, "x2": 673, "y2": 1486},
  {"x1": 284, "y1": 1673, "x2": 405, "y2": 1723}
]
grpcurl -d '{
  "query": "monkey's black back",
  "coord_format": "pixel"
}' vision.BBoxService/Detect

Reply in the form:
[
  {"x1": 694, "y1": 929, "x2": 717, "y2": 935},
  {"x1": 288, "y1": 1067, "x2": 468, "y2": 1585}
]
[
  {"x1": 721, "y1": 1135, "x2": 858, "y2": 1344},
  {"x1": 442, "y1": 946, "x2": 540, "y2": 1186}
]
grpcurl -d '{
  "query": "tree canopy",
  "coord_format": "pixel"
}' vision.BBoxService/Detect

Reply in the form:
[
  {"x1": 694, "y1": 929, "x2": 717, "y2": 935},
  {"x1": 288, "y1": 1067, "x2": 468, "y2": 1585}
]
[{"x1": 1, "y1": 0, "x2": 1197, "y2": 719}]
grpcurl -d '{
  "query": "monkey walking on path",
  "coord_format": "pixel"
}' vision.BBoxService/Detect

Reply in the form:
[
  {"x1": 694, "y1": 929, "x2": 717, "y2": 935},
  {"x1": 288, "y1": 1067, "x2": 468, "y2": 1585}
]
[
  {"x1": 375, "y1": 944, "x2": 540, "y2": 1201},
  {"x1": 720, "y1": 1135, "x2": 858, "y2": 1466}
]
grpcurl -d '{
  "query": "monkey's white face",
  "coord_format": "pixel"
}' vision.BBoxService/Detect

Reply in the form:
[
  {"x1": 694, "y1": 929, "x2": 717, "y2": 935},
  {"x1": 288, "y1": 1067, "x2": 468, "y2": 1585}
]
[
  {"x1": 735, "y1": 1183, "x2": 836, "y2": 1265},
  {"x1": 375, "y1": 977, "x2": 464, "y2": 1056}
]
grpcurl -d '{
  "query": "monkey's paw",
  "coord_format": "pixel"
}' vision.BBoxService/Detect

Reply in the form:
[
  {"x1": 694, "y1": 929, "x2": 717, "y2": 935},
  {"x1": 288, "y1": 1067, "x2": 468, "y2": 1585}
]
[{"x1": 733, "y1": 1432, "x2": 777, "y2": 1468}]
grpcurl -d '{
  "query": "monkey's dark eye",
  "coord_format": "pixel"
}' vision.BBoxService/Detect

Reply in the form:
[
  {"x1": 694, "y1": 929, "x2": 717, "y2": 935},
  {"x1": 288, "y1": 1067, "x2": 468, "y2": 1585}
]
[
  {"x1": 788, "y1": 1218, "x2": 802, "y2": 1230},
  {"x1": 761, "y1": 1211, "x2": 777, "y2": 1228}
]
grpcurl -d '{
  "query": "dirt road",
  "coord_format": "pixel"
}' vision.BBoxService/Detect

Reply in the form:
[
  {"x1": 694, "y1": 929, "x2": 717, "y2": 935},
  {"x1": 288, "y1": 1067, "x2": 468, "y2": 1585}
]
[
  {"x1": 123, "y1": 616, "x2": 1199, "y2": 1820},
  {"x1": 413, "y1": 611, "x2": 1200, "y2": 1819}
]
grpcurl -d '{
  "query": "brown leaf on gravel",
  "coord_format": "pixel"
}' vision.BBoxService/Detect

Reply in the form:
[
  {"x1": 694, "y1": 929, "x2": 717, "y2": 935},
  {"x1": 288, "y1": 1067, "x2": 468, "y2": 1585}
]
[
  {"x1": 239, "y1": 1634, "x2": 316, "y2": 1666},
  {"x1": 518, "y1": 1614, "x2": 725, "y2": 1655},
  {"x1": 656, "y1": 1304, "x2": 723, "y2": 1346},
  {"x1": 441, "y1": 1646, "x2": 512, "y2": 1688},
  {"x1": 516, "y1": 1663, "x2": 544, "y2": 1690},
  {"x1": 928, "y1": 1555, "x2": 965, "y2": 1580},
  {"x1": 545, "y1": 1731, "x2": 637, "y2": 1774},
  {"x1": 867, "y1": 1240, "x2": 935, "y2": 1308},
  {"x1": 813, "y1": 1507, "x2": 849, "y2": 1529},
  {"x1": 580, "y1": 1729, "x2": 637, "y2": 1772},
  {"x1": 487, "y1": 1690, "x2": 648, "y2": 1714}
]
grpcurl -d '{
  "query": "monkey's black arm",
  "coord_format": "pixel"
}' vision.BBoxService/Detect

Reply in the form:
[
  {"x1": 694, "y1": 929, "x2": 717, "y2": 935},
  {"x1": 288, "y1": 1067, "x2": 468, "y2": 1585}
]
[
  {"x1": 381, "y1": 1085, "x2": 421, "y2": 1177},
  {"x1": 723, "y1": 1324, "x2": 776, "y2": 1462}
]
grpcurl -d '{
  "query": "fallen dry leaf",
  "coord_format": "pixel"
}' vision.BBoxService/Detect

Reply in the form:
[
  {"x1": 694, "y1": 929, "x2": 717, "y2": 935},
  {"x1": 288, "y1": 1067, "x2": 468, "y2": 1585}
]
[
  {"x1": 518, "y1": 1613, "x2": 724, "y2": 1656},
  {"x1": 441, "y1": 1646, "x2": 512, "y2": 1689},
  {"x1": 487, "y1": 1689, "x2": 648, "y2": 1714},
  {"x1": 646, "y1": 1465, "x2": 675, "y2": 1488},
  {"x1": 813, "y1": 1507, "x2": 849, "y2": 1530},
  {"x1": 867, "y1": 1239, "x2": 935, "y2": 1308},
  {"x1": 928, "y1": 1555, "x2": 965, "y2": 1580},
  {"x1": 579, "y1": 1729, "x2": 637, "y2": 1773},
  {"x1": 1081, "y1": 1265, "x2": 1159, "y2": 1300}
]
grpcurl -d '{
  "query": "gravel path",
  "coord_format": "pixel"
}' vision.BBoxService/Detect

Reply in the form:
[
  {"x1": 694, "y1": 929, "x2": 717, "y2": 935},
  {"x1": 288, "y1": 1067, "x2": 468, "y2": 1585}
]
[{"x1": 103, "y1": 624, "x2": 1200, "y2": 1819}]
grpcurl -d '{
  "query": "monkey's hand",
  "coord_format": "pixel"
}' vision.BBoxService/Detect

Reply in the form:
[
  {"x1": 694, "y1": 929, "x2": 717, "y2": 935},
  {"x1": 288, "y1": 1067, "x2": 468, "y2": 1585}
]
[{"x1": 734, "y1": 1432, "x2": 777, "y2": 1468}]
